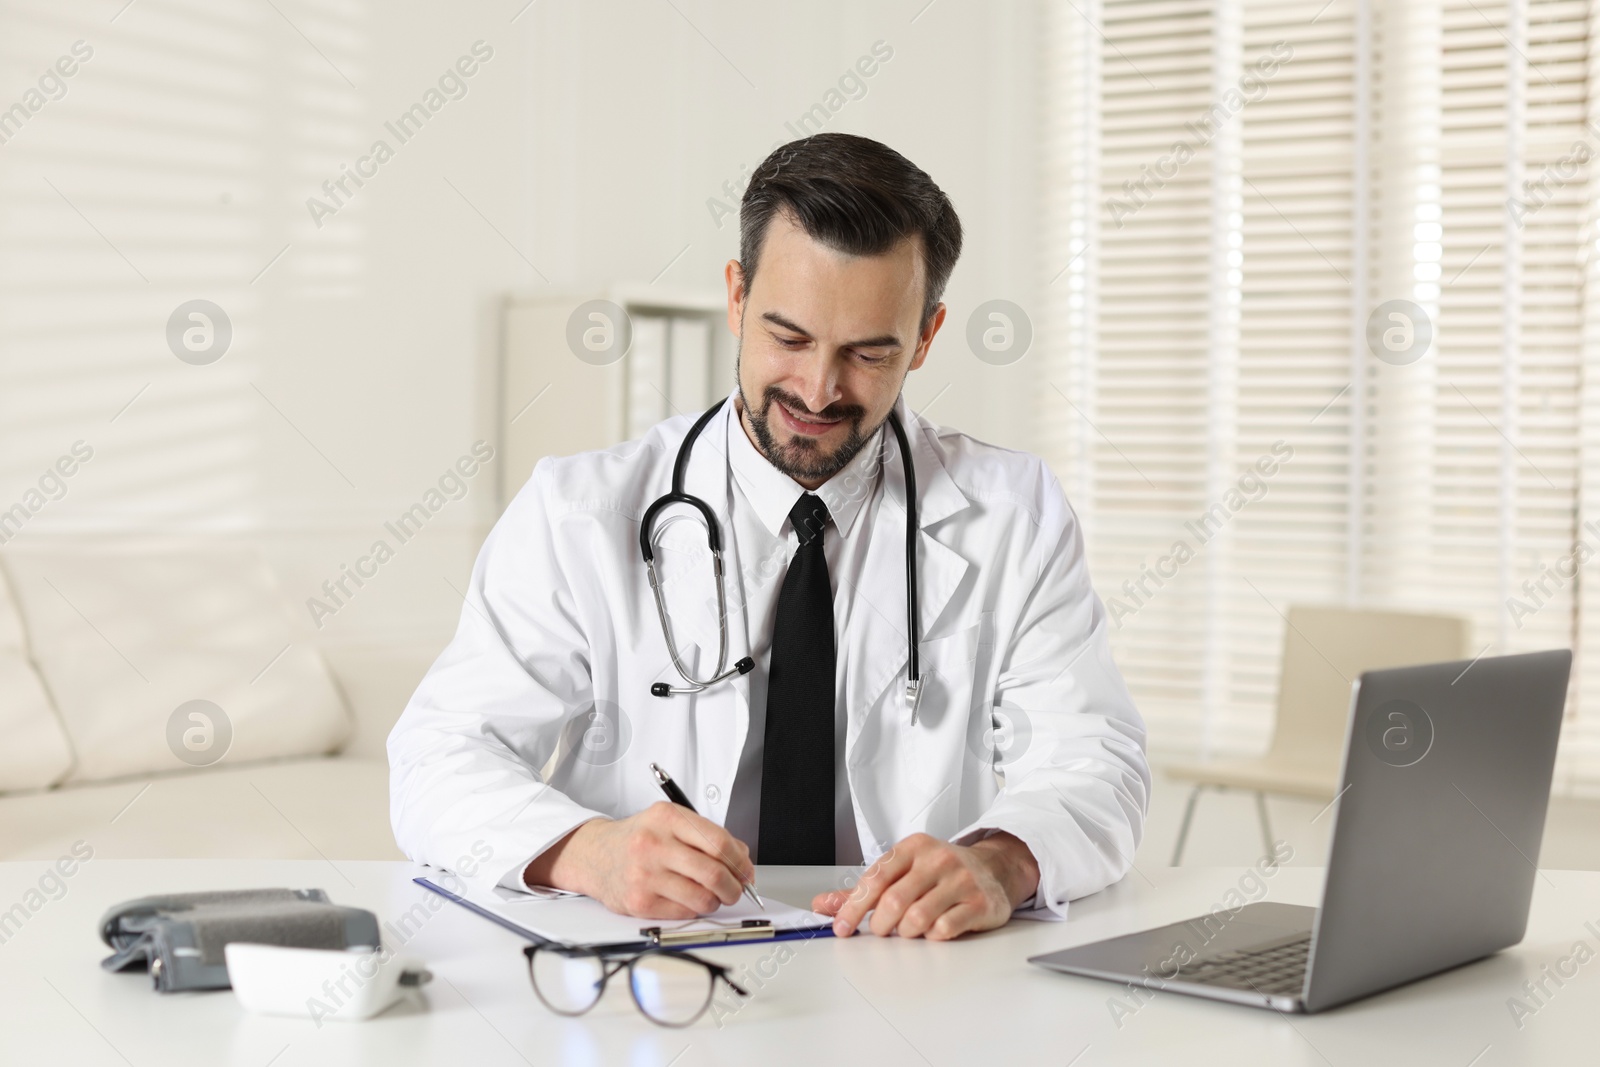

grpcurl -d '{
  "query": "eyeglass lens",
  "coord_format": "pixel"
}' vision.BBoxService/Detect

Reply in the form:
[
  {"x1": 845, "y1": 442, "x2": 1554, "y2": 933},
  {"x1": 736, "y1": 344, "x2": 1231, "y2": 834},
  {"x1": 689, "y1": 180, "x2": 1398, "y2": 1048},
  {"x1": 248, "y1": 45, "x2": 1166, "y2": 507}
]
[
  {"x1": 529, "y1": 950, "x2": 607, "y2": 1015},
  {"x1": 629, "y1": 953, "x2": 716, "y2": 1026}
]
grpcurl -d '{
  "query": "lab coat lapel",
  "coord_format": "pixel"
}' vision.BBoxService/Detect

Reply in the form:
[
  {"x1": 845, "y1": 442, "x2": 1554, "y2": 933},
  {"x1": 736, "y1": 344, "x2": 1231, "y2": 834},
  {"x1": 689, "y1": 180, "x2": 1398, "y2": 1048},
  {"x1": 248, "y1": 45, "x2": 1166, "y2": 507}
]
[{"x1": 844, "y1": 394, "x2": 971, "y2": 754}]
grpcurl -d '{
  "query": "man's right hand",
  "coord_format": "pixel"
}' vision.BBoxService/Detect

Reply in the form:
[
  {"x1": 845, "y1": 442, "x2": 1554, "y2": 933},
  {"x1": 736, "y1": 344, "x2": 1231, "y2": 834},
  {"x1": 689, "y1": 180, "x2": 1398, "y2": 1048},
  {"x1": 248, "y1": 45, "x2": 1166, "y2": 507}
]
[{"x1": 522, "y1": 802, "x2": 754, "y2": 919}]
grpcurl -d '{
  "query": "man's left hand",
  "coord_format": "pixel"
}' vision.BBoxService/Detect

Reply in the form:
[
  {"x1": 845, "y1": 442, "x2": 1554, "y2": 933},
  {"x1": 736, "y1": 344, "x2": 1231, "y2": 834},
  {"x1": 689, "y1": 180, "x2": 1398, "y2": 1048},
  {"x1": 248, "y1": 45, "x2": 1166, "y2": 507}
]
[{"x1": 809, "y1": 831, "x2": 1041, "y2": 940}]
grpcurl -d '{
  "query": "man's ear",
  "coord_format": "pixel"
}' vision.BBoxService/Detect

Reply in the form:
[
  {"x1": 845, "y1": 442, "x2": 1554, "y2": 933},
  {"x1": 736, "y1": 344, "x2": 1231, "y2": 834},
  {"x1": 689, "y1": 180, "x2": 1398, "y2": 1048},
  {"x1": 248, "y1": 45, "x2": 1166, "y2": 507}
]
[
  {"x1": 909, "y1": 302, "x2": 947, "y2": 372},
  {"x1": 725, "y1": 260, "x2": 746, "y2": 338}
]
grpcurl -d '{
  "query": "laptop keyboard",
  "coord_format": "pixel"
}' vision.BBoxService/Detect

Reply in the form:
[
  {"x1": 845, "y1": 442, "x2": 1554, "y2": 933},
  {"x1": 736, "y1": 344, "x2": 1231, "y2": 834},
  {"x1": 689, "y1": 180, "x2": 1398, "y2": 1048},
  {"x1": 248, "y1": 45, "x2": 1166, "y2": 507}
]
[{"x1": 1178, "y1": 935, "x2": 1311, "y2": 996}]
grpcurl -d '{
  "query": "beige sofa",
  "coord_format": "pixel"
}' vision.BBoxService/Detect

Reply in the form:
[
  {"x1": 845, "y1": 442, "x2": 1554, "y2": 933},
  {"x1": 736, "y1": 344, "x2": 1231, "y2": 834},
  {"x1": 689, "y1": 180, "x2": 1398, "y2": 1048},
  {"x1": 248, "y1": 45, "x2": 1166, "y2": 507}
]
[{"x1": 0, "y1": 543, "x2": 429, "y2": 863}]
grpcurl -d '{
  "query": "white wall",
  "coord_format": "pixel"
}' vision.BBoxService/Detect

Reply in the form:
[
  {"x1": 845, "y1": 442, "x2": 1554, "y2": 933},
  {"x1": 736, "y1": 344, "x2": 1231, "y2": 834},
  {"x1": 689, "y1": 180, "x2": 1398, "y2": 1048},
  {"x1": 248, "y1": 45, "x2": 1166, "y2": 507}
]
[{"x1": 0, "y1": 0, "x2": 1041, "y2": 654}]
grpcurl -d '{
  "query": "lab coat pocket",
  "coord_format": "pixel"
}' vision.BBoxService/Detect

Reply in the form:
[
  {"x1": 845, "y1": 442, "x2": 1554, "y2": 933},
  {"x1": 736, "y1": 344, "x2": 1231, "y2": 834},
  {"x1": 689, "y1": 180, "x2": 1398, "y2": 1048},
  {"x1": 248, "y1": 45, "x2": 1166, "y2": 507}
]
[
  {"x1": 849, "y1": 618, "x2": 990, "y2": 841},
  {"x1": 849, "y1": 623, "x2": 977, "y2": 766},
  {"x1": 881, "y1": 620, "x2": 985, "y2": 836}
]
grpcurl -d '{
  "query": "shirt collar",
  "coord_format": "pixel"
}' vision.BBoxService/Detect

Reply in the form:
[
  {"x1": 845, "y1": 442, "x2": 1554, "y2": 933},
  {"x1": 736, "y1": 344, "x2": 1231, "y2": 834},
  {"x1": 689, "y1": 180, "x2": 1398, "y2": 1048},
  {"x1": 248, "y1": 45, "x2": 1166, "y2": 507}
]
[{"x1": 726, "y1": 391, "x2": 884, "y2": 541}]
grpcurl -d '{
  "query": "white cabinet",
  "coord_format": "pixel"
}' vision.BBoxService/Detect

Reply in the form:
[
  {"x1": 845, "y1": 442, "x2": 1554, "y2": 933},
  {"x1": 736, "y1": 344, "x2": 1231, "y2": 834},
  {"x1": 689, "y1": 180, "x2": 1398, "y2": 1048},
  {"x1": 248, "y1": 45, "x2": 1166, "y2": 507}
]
[{"x1": 497, "y1": 286, "x2": 736, "y2": 509}]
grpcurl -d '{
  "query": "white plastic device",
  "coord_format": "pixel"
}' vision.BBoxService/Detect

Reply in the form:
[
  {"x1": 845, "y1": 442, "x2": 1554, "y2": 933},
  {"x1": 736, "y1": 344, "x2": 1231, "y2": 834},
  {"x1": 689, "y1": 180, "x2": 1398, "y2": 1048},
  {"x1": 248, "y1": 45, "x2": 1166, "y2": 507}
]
[{"x1": 224, "y1": 942, "x2": 431, "y2": 1023}]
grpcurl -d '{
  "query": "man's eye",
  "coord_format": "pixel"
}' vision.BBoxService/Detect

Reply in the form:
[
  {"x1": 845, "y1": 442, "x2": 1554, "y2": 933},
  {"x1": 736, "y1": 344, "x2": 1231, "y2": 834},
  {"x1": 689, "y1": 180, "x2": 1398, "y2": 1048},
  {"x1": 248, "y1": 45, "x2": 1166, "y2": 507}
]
[
  {"x1": 855, "y1": 351, "x2": 889, "y2": 365},
  {"x1": 776, "y1": 337, "x2": 807, "y2": 349}
]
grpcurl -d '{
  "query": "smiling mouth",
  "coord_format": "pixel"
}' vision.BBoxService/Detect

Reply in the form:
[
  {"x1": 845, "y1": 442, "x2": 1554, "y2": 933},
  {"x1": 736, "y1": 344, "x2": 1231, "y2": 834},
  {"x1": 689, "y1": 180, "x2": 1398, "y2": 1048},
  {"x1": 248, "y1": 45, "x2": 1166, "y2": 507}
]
[
  {"x1": 743, "y1": 384, "x2": 873, "y2": 481},
  {"x1": 776, "y1": 401, "x2": 844, "y2": 433}
]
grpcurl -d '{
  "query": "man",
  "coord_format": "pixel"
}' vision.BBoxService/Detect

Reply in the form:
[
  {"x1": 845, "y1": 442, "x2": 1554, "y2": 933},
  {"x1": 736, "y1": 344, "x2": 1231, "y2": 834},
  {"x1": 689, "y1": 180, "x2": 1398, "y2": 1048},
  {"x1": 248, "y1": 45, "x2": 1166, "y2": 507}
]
[{"x1": 389, "y1": 132, "x2": 1149, "y2": 940}]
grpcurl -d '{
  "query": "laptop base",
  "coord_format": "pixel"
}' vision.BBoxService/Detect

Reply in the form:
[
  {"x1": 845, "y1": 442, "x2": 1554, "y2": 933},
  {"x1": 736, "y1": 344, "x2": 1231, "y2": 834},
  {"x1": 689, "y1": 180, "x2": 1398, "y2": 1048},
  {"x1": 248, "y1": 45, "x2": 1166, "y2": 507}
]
[{"x1": 1028, "y1": 902, "x2": 1315, "y2": 1013}]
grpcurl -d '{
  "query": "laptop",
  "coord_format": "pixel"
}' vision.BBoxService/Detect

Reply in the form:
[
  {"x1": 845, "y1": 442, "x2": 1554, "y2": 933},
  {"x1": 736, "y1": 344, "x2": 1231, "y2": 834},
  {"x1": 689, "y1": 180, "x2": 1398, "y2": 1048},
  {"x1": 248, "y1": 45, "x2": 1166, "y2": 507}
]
[{"x1": 1029, "y1": 648, "x2": 1572, "y2": 1013}]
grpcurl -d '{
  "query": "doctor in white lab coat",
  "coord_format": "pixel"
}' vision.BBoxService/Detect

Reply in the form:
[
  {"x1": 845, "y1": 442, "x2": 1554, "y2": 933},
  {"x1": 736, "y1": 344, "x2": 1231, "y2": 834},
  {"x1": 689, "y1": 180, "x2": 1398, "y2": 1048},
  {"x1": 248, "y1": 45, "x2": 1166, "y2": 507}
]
[{"x1": 389, "y1": 133, "x2": 1150, "y2": 941}]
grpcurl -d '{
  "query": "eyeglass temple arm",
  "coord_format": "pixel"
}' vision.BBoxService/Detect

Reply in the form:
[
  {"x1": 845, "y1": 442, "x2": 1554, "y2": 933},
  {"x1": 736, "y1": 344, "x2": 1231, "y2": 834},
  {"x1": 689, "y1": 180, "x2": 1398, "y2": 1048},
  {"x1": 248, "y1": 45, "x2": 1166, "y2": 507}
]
[{"x1": 701, "y1": 961, "x2": 749, "y2": 997}]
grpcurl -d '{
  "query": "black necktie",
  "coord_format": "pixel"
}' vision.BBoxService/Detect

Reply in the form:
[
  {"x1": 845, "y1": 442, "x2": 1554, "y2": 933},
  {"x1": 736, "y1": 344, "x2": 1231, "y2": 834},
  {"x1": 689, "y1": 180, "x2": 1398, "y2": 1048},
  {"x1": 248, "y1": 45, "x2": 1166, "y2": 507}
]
[{"x1": 758, "y1": 493, "x2": 835, "y2": 864}]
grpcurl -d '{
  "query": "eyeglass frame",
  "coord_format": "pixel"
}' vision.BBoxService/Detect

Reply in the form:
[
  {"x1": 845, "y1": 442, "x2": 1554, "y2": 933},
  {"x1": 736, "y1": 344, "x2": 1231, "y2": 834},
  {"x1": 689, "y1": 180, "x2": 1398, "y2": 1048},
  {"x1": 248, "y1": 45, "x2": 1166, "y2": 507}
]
[{"x1": 521, "y1": 942, "x2": 750, "y2": 1028}]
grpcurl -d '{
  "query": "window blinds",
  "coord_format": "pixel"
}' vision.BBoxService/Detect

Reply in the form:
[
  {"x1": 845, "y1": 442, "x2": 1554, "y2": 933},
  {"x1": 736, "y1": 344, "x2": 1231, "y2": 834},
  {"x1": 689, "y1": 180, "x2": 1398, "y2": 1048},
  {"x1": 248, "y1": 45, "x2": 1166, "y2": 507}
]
[{"x1": 1042, "y1": 0, "x2": 1600, "y2": 794}]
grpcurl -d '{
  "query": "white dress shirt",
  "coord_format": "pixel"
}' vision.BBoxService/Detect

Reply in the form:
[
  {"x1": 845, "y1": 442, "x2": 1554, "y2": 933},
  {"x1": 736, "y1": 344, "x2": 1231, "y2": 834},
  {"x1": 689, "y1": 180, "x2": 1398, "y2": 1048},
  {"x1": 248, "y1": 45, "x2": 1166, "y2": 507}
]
[{"x1": 721, "y1": 396, "x2": 888, "y2": 865}]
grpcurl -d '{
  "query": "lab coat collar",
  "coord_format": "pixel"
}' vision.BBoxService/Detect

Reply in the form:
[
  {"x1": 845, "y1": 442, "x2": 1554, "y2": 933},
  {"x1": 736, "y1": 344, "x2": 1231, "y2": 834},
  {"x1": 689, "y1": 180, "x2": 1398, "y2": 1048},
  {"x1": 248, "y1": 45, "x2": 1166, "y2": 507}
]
[
  {"x1": 889, "y1": 389, "x2": 969, "y2": 533},
  {"x1": 725, "y1": 392, "x2": 884, "y2": 542},
  {"x1": 714, "y1": 387, "x2": 969, "y2": 536}
]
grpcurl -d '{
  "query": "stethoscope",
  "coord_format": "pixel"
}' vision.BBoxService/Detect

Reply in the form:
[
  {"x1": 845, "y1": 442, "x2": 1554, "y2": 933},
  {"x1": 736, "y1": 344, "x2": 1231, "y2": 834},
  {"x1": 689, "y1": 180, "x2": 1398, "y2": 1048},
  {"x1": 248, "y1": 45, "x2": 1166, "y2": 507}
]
[{"x1": 640, "y1": 397, "x2": 924, "y2": 721}]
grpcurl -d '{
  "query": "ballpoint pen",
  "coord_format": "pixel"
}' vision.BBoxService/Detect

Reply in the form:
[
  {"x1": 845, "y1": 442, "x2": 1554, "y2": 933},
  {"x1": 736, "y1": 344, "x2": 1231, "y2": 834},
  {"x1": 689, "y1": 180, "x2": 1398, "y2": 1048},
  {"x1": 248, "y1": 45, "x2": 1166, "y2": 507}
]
[{"x1": 649, "y1": 762, "x2": 765, "y2": 910}]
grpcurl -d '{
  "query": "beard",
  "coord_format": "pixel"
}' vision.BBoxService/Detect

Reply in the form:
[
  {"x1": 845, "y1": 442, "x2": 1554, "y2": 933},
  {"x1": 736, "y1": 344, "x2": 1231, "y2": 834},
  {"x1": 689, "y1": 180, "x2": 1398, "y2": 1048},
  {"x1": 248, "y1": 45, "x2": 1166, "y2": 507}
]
[{"x1": 736, "y1": 352, "x2": 878, "y2": 484}]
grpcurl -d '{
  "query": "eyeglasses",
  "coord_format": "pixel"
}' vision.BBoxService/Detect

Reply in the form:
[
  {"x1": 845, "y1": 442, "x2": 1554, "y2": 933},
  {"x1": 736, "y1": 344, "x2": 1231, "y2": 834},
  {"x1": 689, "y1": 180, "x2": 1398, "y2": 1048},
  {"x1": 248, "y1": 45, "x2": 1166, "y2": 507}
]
[{"x1": 522, "y1": 943, "x2": 749, "y2": 1028}]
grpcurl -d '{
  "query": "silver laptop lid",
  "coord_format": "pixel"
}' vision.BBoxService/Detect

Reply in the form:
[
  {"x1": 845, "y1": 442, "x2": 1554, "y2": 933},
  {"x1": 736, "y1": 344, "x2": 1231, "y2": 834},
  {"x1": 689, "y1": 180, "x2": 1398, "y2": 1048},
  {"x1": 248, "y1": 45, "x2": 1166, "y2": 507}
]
[{"x1": 1303, "y1": 649, "x2": 1570, "y2": 1012}]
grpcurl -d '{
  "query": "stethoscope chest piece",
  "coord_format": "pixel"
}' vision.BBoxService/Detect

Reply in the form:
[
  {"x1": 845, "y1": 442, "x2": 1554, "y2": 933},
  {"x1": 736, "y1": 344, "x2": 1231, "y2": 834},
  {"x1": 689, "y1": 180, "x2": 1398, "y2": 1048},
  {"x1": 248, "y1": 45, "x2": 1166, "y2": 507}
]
[{"x1": 905, "y1": 678, "x2": 924, "y2": 726}]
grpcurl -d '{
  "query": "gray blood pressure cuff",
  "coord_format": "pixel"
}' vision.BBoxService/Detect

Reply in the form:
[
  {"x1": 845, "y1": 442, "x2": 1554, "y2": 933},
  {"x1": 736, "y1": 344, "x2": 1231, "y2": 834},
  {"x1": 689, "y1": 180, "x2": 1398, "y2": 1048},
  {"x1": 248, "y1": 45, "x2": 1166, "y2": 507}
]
[{"x1": 99, "y1": 888, "x2": 381, "y2": 993}]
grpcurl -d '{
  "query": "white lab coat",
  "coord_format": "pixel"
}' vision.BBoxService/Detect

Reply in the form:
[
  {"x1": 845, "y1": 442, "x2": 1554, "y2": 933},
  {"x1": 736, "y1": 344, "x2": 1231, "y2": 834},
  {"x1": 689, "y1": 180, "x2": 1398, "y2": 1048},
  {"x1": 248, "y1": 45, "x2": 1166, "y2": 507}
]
[{"x1": 388, "y1": 392, "x2": 1150, "y2": 917}]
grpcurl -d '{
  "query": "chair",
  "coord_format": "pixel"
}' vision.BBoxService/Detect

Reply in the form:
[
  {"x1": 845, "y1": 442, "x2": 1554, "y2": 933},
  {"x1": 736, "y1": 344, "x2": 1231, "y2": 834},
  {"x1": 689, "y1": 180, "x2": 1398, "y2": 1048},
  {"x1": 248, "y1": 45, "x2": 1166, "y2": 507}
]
[{"x1": 1165, "y1": 605, "x2": 1471, "y2": 865}]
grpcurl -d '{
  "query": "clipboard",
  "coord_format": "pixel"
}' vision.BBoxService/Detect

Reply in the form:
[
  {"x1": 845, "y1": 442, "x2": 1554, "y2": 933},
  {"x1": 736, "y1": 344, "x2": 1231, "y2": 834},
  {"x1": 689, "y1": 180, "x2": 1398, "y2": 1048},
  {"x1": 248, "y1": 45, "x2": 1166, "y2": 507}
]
[{"x1": 415, "y1": 876, "x2": 837, "y2": 953}]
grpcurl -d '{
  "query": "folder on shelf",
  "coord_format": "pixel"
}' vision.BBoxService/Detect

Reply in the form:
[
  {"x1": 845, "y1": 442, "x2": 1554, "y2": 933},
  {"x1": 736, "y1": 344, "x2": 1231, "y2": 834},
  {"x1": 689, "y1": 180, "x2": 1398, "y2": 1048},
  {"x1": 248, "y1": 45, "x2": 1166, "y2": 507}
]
[{"x1": 415, "y1": 876, "x2": 836, "y2": 952}]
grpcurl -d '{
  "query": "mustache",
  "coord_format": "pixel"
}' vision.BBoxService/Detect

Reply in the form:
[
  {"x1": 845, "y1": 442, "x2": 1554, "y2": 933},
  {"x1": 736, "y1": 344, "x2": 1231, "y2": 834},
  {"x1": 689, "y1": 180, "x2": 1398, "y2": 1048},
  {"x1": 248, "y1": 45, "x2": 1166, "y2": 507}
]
[{"x1": 762, "y1": 386, "x2": 865, "y2": 423}]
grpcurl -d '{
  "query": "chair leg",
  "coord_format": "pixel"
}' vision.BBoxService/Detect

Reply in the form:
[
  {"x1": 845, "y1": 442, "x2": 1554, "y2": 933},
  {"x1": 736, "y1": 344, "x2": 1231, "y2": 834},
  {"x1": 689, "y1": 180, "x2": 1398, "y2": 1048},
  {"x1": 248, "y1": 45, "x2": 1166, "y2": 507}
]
[
  {"x1": 1170, "y1": 784, "x2": 1205, "y2": 866},
  {"x1": 1254, "y1": 791, "x2": 1274, "y2": 859}
]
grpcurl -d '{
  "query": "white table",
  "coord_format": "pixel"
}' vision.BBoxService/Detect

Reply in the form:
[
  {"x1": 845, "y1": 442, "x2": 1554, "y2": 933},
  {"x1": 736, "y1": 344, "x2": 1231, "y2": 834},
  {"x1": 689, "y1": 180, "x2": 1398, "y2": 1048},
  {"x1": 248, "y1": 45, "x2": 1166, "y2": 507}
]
[{"x1": 1, "y1": 859, "x2": 1594, "y2": 1065}]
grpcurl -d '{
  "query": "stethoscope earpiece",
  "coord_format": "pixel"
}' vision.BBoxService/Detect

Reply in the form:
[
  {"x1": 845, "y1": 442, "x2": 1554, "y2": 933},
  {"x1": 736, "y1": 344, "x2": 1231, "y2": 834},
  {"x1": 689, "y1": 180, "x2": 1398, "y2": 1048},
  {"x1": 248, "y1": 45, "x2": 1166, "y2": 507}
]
[{"x1": 641, "y1": 399, "x2": 921, "y2": 718}]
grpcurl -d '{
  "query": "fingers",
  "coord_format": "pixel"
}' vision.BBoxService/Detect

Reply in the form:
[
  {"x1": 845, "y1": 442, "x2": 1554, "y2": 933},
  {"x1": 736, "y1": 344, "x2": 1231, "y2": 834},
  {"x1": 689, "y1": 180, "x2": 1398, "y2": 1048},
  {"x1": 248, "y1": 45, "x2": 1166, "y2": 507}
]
[
  {"x1": 660, "y1": 803, "x2": 754, "y2": 885},
  {"x1": 832, "y1": 840, "x2": 917, "y2": 936},
  {"x1": 926, "y1": 902, "x2": 985, "y2": 941},
  {"x1": 876, "y1": 873, "x2": 965, "y2": 938},
  {"x1": 601, "y1": 804, "x2": 753, "y2": 917},
  {"x1": 662, "y1": 837, "x2": 745, "y2": 907},
  {"x1": 830, "y1": 833, "x2": 1015, "y2": 940},
  {"x1": 811, "y1": 889, "x2": 846, "y2": 916},
  {"x1": 617, "y1": 871, "x2": 710, "y2": 920},
  {"x1": 867, "y1": 862, "x2": 943, "y2": 937},
  {"x1": 651, "y1": 869, "x2": 728, "y2": 916}
]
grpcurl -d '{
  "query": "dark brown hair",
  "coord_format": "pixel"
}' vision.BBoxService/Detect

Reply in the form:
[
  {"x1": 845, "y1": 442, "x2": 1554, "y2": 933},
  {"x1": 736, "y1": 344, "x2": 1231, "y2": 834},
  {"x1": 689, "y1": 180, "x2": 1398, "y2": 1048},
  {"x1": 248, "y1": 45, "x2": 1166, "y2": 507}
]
[{"x1": 738, "y1": 133, "x2": 963, "y2": 329}]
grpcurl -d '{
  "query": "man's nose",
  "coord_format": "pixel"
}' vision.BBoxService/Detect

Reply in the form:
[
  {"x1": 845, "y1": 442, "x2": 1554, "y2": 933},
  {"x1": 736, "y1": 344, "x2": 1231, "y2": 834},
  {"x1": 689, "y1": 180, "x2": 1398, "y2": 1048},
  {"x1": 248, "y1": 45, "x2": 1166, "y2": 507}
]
[{"x1": 792, "y1": 361, "x2": 842, "y2": 413}]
